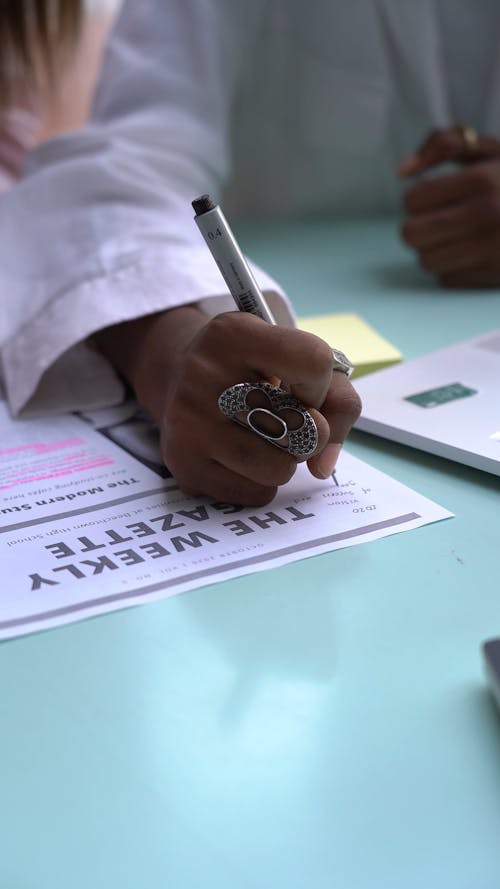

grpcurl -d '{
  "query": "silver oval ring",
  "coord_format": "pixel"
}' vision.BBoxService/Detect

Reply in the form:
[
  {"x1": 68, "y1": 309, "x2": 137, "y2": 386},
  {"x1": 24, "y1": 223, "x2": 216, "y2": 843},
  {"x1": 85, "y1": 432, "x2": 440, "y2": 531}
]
[
  {"x1": 247, "y1": 407, "x2": 288, "y2": 441},
  {"x1": 218, "y1": 382, "x2": 318, "y2": 458}
]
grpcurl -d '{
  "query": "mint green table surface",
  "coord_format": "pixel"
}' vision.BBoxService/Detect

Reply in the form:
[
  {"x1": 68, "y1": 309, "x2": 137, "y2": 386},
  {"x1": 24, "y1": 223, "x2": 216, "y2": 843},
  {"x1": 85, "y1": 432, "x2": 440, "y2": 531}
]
[{"x1": 1, "y1": 219, "x2": 500, "y2": 889}]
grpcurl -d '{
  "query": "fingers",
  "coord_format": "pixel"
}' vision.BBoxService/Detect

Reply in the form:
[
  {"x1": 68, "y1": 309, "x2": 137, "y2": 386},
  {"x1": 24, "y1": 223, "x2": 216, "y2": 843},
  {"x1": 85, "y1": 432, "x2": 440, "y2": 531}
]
[
  {"x1": 400, "y1": 157, "x2": 500, "y2": 286},
  {"x1": 160, "y1": 311, "x2": 361, "y2": 505},
  {"x1": 397, "y1": 128, "x2": 468, "y2": 177},
  {"x1": 403, "y1": 163, "x2": 500, "y2": 215},
  {"x1": 308, "y1": 371, "x2": 362, "y2": 479},
  {"x1": 211, "y1": 418, "x2": 299, "y2": 487},
  {"x1": 199, "y1": 312, "x2": 335, "y2": 408},
  {"x1": 163, "y1": 412, "x2": 297, "y2": 507},
  {"x1": 178, "y1": 460, "x2": 279, "y2": 507},
  {"x1": 398, "y1": 127, "x2": 500, "y2": 178},
  {"x1": 402, "y1": 193, "x2": 500, "y2": 250},
  {"x1": 417, "y1": 231, "x2": 500, "y2": 274},
  {"x1": 164, "y1": 387, "x2": 329, "y2": 500},
  {"x1": 439, "y1": 265, "x2": 500, "y2": 289}
]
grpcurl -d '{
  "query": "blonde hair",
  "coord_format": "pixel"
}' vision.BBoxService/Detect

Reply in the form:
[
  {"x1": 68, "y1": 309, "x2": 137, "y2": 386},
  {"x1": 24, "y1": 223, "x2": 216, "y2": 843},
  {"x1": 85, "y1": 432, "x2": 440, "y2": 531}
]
[{"x1": 0, "y1": 0, "x2": 82, "y2": 103}]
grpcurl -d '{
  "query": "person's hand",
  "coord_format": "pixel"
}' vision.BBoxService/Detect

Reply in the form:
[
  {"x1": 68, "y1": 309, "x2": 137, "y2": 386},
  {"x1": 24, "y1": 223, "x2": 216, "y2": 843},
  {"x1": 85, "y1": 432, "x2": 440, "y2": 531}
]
[
  {"x1": 398, "y1": 126, "x2": 500, "y2": 288},
  {"x1": 96, "y1": 307, "x2": 361, "y2": 506}
]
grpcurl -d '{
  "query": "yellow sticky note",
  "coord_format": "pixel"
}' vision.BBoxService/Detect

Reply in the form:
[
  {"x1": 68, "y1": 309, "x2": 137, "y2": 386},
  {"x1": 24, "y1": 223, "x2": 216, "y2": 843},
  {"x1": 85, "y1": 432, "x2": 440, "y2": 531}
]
[{"x1": 298, "y1": 313, "x2": 402, "y2": 379}]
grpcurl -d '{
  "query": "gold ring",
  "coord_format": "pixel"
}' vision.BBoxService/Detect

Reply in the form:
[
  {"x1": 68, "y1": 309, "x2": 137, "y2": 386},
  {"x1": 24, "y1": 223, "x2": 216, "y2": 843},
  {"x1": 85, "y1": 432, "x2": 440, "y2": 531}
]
[{"x1": 457, "y1": 124, "x2": 479, "y2": 154}]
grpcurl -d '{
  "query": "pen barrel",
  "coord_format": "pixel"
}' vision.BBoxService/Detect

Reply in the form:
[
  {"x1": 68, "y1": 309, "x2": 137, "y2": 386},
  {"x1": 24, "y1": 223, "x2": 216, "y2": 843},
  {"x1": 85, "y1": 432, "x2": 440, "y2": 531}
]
[{"x1": 194, "y1": 205, "x2": 276, "y2": 324}]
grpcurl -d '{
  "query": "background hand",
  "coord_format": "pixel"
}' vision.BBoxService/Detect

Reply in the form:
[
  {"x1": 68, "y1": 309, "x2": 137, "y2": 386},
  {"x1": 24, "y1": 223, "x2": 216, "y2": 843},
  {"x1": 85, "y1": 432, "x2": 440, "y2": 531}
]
[{"x1": 398, "y1": 126, "x2": 500, "y2": 288}]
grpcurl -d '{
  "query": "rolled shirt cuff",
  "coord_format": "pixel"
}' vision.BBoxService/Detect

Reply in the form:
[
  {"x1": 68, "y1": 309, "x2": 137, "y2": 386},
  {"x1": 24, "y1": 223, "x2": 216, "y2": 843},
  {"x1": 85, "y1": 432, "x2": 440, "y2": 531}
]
[{"x1": 1, "y1": 245, "x2": 294, "y2": 416}]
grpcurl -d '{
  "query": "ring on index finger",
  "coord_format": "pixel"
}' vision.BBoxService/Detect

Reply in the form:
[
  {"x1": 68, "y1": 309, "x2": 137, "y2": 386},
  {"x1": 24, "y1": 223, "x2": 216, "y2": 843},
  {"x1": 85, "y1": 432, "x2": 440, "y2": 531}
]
[
  {"x1": 331, "y1": 348, "x2": 354, "y2": 377},
  {"x1": 218, "y1": 381, "x2": 318, "y2": 459},
  {"x1": 456, "y1": 123, "x2": 479, "y2": 155}
]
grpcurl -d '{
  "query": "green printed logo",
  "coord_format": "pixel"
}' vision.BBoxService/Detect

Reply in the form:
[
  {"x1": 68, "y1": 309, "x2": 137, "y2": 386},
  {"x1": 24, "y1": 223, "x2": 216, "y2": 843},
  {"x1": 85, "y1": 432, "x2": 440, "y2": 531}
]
[{"x1": 405, "y1": 382, "x2": 478, "y2": 408}]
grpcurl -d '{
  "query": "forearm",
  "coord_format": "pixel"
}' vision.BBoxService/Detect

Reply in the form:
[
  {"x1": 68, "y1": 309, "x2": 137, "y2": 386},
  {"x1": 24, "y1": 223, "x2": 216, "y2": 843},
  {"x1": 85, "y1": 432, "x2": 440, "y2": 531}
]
[{"x1": 93, "y1": 304, "x2": 208, "y2": 423}]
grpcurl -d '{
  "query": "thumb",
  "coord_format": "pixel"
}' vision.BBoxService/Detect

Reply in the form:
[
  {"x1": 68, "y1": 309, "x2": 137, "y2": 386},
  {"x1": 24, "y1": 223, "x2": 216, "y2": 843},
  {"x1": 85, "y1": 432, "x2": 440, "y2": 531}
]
[{"x1": 307, "y1": 376, "x2": 362, "y2": 480}]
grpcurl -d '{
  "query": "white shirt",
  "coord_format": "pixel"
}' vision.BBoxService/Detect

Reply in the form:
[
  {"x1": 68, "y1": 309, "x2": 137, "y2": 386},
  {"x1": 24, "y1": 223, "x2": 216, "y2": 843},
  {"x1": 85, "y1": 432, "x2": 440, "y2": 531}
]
[{"x1": 1, "y1": 0, "x2": 500, "y2": 415}]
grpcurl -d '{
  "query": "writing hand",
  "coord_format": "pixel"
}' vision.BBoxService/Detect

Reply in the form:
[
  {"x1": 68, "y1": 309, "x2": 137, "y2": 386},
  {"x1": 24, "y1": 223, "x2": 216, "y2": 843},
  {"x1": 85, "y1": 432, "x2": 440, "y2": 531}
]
[
  {"x1": 97, "y1": 308, "x2": 361, "y2": 506},
  {"x1": 398, "y1": 126, "x2": 500, "y2": 288}
]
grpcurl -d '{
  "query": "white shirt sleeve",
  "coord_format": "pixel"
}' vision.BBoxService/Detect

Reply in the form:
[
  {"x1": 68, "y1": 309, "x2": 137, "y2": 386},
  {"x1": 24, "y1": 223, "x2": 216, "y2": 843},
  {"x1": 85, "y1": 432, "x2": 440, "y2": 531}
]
[{"x1": 0, "y1": 0, "x2": 293, "y2": 417}]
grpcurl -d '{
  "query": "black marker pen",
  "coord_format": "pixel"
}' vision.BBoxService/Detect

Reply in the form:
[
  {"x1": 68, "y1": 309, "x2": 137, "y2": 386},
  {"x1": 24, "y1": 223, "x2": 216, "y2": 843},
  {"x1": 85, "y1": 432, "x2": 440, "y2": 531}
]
[
  {"x1": 192, "y1": 194, "x2": 276, "y2": 325},
  {"x1": 192, "y1": 193, "x2": 341, "y2": 485}
]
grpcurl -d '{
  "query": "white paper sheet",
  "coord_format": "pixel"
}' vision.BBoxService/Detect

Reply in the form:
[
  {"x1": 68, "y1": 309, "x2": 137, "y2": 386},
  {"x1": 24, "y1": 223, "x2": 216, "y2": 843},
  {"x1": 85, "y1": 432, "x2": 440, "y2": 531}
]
[
  {"x1": 0, "y1": 400, "x2": 452, "y2": 640},
  {"x1": 355, "y1": 329, "x2": 500, "y2": 476}
]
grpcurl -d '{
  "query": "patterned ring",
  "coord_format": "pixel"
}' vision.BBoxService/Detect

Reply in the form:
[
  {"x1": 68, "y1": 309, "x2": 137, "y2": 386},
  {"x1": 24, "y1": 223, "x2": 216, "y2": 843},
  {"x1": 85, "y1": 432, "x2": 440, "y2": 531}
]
[
  {"x1": 218, "y1": 381, "x2": 318, "y2": 458},
  {"x1": 331, "y1": 348, "x2": 354, "y2": 377}
]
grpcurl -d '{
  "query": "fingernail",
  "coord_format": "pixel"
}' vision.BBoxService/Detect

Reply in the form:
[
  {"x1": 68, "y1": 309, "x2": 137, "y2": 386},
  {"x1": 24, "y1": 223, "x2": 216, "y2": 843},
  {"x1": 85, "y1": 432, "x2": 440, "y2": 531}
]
[{"x1": 316, "y1": 443, "x2": 342, "y2": 479}]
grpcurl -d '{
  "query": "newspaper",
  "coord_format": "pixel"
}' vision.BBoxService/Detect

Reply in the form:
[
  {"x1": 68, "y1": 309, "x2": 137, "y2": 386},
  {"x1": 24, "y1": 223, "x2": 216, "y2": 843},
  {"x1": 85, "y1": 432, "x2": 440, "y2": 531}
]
[{"x1": 0, "y1": 399, "x2": 452, "y2": 639}]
